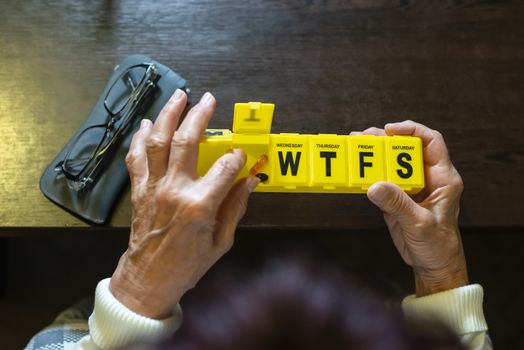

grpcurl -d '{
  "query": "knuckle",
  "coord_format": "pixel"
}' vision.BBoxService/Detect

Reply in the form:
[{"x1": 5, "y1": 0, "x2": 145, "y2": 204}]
[
  {"x1": 457, "y1": 179, "x2": 464, "y2": 193},
  {"x1": 188, "y1": 195, "x2": 211, "y2": 213},
  {"x1": 130, "y1": 191, "x2": 141, "y2": 205},
  {"x1": 125, "y1": 146, "x2": 143, "y2": 166},
  {"x1": 219, "y1": 237, "x2": 235, "y2": 253},
  {"x1": 125, "y1": 150, "x2": 137, "y2": 167},
  {"x1": 155, "y1": 186, "x2": 185, "y2": 209},
  {"x1": 126, "y1": 135, "x2": 140, "y2": 165},
  {"x1": 450, "y1": 171, "x2": 464, "y2": 193},
  {"x1": 172, "y1": 132, "x2": 197, "y2": 152},
  {"x1": 392, "y1": 119, "x2": 413, "y2": 128},
  {"x1": 155, "y1": 189, "x2": 213, "y2": 221},
  {"x1": 417, "y1": 214, "x2": 438, "y2": 232},
  {"x1": 155, "y1": 190, "x2": 175, "y2": 207},
  {"x1": 183, "y1": 196, "x2": 213, "y2": 222},
  {"x1": 430, "y1": 129, "x2": 444, "y2": 142},
  {"x1": 146, "y1": 133, "x2": 170, "y2": 153},
  {"x1": 387, "y1": 192, "x2": 405, "y2": 211},
  {"x1": 130, "y1": 185, "x2": 146, "y2": 205},
  {"x1": 235, "y1": 198, "x2": 249, "y2": 220},
  {"x1": 214, "y1": 157, "x2": 240, "y2": 178},
  {"x1": 402, "y1": 119, "x2": 419, "y2": 130}
]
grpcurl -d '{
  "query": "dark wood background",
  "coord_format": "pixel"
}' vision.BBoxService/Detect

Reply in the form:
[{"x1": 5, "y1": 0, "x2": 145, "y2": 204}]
[
  {"x1": 1, "y1": 1, "x2": 524, "y2": 348},
  {"x1": 0, "y1": 0, "x2": 523, "y2": 231}
]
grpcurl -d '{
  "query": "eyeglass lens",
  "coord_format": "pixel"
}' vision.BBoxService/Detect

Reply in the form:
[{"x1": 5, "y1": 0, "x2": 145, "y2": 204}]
[
  {"x1": 63, "y1": 126, "x2": 110, "y2": 177},
  {"x1": 60, "y1": 64, "x2": 155, "y2": 188},
  {"x1": 105, "y1": 65, "x2": 148, "y2": 115}
]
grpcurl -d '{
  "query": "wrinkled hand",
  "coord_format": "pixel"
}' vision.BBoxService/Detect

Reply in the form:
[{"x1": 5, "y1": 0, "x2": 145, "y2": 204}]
[
  {"x1": 110, "y1": 90, "x2": 260, "y2": 319},
  {"x1": 353, "y1": 121, "x2": 468, "y2": 296}
]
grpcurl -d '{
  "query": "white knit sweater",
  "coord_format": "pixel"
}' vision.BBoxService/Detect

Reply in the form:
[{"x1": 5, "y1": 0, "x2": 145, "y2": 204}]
[{"x1": 24, "y1": 278, "x2": 491, "y2": 350}]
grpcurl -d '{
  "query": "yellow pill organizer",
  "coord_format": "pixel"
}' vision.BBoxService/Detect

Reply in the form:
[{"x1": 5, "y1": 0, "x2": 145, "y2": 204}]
[{"x1": 197, "y1": 102, "x2": 425, "y2": 194}]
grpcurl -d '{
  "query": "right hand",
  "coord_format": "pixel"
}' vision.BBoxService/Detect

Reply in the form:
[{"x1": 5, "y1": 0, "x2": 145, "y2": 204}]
[
  {"x1": 110, "y1": 91, "x2": 260, "y2": 319},
  {"x1": 353, "y1": 121, "x2": 468, "y2": 297}
]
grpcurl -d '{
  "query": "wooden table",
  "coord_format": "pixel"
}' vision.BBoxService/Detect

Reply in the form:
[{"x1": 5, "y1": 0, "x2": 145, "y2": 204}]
[{"x1": 1, "y1": 0, "x2": 523, "y2": 233}]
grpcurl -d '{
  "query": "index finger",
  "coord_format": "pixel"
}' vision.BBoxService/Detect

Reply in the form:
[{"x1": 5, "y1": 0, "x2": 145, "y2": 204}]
[
  {"x1": 384, "y1": 120, "x2": 451, "y2": 167},
  {"x1": 199, "y1": 149, "x2": 247, "y2": 205}
]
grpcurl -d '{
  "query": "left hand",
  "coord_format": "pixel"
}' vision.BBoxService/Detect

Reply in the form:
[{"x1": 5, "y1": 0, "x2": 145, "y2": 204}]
[
  {"x1": 110, "y1": 90, "x2": 260, "y2": 319},
  {"x1": 352, "y1": 122, "x2": 468, "y2": 296}
]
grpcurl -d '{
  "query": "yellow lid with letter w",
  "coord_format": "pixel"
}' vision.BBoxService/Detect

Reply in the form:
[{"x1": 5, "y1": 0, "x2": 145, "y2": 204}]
[{"x1": 197, "y1": 102, "x2": 425, "y2": 194}]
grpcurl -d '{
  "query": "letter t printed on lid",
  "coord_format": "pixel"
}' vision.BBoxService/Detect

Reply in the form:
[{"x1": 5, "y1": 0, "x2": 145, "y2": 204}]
[{"x1": 233, "y1": 102, "x2": 274, "y2": 134}]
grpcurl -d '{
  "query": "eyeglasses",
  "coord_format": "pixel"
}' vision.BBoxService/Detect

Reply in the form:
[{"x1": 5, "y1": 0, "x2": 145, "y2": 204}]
[{"x1": 55, "y1": 63, "x2": 159, "y2": 191}]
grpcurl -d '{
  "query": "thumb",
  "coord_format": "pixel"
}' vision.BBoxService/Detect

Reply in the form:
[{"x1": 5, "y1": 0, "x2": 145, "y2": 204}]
[
  {"x1": 214, "y1": 176, "x2": 260, "y2": 250},
  {"x1": 367, "y1": 181, "x2": 423, "y2": 226}
]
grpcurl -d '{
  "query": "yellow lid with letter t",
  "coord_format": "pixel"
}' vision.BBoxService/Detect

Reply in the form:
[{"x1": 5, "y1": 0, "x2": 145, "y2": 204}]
[{"x1": 310, "y1": 134, "x2": 348, "y2": 188}]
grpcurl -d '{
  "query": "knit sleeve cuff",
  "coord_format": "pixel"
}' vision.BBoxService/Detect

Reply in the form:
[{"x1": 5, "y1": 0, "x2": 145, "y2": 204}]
[
  {"x1": 402, "y1": 284, "x2": 487, "y2": 335},
  {"x1": 88, "y1": 278, "x2": 182, "y2": 349}
]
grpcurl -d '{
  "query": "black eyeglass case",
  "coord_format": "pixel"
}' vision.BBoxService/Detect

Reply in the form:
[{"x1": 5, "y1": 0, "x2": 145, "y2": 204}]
[{"x1": 40, "y1": 54, "x2": 189, "y2": 225}]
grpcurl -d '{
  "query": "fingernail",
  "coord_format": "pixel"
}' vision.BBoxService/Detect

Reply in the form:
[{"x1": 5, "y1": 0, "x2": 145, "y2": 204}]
[
  {"x1": 140, "y1": 119, "x2": 149, "y2": 129},
  {"x1": 246, "y1": 176, "x2": 260, "y2": 193},
  {"x1": 173, "y1": 88, "x2": 185, "y2": 100},
  {"x1": 368, "y1": 183, "x2": 386, "y2": 203},
  {"x1": 200, "y1": 92, "x2": 214, "y2": 105},
  {"x1": 232, "y1": 148, "x2": 246, "y2": 158}
]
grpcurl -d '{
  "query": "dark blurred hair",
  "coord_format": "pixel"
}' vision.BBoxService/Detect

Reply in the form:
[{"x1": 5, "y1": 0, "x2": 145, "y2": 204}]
[{"x1": 127, "y1": 259, "x2": 464, "y2": 350}]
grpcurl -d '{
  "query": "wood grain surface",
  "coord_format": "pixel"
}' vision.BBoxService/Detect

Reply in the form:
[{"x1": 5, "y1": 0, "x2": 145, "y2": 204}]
[{"x1": 0, "y1": 0, "x2": 523, "y2": 231}]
